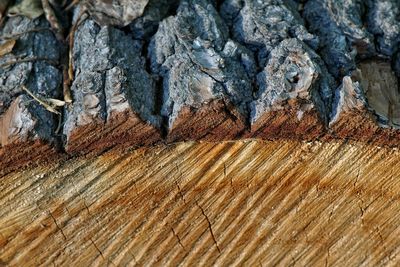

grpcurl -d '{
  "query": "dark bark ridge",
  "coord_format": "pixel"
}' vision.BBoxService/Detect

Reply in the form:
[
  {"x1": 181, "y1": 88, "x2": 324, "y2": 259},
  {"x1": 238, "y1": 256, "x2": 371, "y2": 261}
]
[
  {"x1": 0, "y1": 0, "x2": 399, "y2": 174},
  {"x1": 149, "y1": 0, "x2": 256, "y2": 142},
  {"x1": 63, "y1": 19, "x2": 161, "y2": 155},
  {"x1": 0, "y1": 16, "x2": 62, "y2": 173}
]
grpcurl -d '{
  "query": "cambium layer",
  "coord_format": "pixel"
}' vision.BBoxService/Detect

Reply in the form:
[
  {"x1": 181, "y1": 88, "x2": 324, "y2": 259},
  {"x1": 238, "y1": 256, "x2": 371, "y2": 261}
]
[{"x1": 0, "y1": 0, "x2": 399, "y2": 174}]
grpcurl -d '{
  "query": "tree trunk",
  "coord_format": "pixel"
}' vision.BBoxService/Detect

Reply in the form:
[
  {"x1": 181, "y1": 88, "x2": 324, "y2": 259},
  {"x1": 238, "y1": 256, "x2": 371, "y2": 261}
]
[
  {"x1": 0, "y1": 0, "x2": 399, "y2": 173},
  {"x1": 0, "y1": 0, "x2": 400, "y2": 264}
]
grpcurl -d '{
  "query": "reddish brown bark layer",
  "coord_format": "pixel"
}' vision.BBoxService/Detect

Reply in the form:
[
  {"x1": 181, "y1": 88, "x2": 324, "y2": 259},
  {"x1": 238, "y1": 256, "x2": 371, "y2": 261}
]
[
  {"x1": 65, "y1": 110, "x2": 161, "y2": 155},
  {"x1": 328, "y1": 109, "x2": 400, "y2": 146},
  {"x1": 167, "y1": 99, "x2": 247, "y2": 143},
  {"x1": 0, "y1": 139, "x2": 59, "y2": 176},
  {"x1": 328, "y1": 62, "x2": 400, "y2": 146},
  {"x1": 0, "y1": 96, "x2": 60, "y2": 175},
  {"x1": 248, "y1": 108, "x2": 325, "y2": 141}
]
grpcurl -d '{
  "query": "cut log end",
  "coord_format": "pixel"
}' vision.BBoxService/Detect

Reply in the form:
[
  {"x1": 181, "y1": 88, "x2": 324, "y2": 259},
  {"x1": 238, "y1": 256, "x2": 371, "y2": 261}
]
[
  {"x1": 167, "y1": 99, "x2": 247, "y2": 143},
  {"x1": 64, "y1": 110, "x2": 161, "y2": 155},
  {"x1": 249, "y1": 108, "x2": 325, "y2": 141}
]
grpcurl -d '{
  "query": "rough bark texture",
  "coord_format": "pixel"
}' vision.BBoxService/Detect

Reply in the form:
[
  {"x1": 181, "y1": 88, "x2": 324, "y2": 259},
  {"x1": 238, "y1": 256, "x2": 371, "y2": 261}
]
[
  {"x1": 149, "y1": 0, "x2": 255, "y2": 142},
  {"x1": 329, "y1": 61, "x2": 400, "y2": 146},
  {"x1": 2, "y1": 1, "x2": 400, "y2": 265},
  {"x1": 304, "y1": 0, "x2": 372, "y2": 78},
  {"x1": 129, "y1": 0, "x2": 180, "y2": 40},
  {"x1": 0, "y1": 16, "x2": 62, "y2": 173},
  {"x1": 248, "y1": 38, "x2": 334, "y2": 140},
  {"x1": 366, "y1": 0, "x2": 400, "y2": 57},
  {"x1": 63, "y1": 19, "x2": 161, "y2": 155},
  {"x1": 82, "y1": 0, "x2": 149, "y2": 26},
  {"x1": 220, "y1": 0, "x2": 319, "y2": 68},
  {"x1": 0, "y1": 0, "x2": 399, "y2": 173}
]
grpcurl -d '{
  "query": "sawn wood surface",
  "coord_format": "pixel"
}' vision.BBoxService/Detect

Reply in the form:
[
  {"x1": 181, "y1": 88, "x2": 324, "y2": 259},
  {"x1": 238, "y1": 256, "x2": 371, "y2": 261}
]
[{"x1": 1, "y1": 140, "x2": 400, "y2": 266}]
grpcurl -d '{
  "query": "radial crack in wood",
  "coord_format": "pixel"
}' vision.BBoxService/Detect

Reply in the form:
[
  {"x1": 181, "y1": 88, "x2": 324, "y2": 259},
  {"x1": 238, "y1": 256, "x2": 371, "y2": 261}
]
[
  {"x1": 0, "y1": 16, "x2": 62, "y2": 174},
  {"x1": 1, "y1": 140, "x2": 400, "y2": 266}
]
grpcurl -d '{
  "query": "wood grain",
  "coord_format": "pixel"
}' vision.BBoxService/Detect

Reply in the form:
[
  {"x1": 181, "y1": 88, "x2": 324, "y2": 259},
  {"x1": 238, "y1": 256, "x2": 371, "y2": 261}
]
[{"x1": 1, "y1": 139, "x2": 400, "y2": 266}]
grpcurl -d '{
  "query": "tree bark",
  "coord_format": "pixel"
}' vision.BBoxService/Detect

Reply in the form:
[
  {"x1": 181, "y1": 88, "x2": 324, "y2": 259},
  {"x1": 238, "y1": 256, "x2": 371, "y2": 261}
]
[{"x1": 0, "y1": 0, "x2": 399, "y2": 174}]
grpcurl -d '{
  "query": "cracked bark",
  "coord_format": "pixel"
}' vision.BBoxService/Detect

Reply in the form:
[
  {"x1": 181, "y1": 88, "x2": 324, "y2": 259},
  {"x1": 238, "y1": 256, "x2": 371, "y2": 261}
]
[
  {"x1": 0, "y1": 0, "x2": 399, "y2": 173},
  {"x1": 248, "y1": 38, "x2": 334, "y2": 140},
  {"x1": 329, "y1": 61, "x2": 400, "y2": 145},
  {"x1": 0, "y1": 16, "x2": 62, "y2": 174}
]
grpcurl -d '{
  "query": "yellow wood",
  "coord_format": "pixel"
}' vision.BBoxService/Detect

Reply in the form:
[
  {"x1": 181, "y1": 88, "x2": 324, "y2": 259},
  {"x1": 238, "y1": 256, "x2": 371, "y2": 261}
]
[{"x1": 1, "y1": 140, "x2": 400, "y2": 266}]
